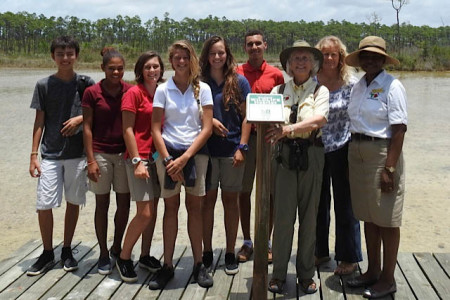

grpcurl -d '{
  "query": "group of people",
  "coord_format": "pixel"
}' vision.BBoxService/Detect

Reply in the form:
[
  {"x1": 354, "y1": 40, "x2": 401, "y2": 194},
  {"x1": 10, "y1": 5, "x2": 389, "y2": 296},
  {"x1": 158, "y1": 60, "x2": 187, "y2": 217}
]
[{"x1": 27, "y1": 30, "x2": 407, "y2": 299}]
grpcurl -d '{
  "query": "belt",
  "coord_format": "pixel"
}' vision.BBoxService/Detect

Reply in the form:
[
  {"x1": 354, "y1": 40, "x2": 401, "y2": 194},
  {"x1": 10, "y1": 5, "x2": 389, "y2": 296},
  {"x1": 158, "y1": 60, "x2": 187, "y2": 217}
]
[{"x1": 351, "y1": 133, "x2": 386, "y2": 141}]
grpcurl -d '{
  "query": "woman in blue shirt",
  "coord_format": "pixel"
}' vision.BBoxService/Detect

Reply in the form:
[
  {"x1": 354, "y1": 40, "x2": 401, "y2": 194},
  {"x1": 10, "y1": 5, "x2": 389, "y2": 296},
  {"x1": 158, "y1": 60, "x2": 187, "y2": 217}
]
[{"x1": 199, "y1": 35, "x2": 251, "y2": 275}]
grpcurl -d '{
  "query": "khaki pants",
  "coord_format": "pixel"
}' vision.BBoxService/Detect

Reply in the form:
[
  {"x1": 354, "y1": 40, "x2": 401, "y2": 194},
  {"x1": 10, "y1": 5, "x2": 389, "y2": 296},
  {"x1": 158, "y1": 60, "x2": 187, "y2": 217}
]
[{"x1": 272, "y1": 145, "x2": 324, "y2": 280}]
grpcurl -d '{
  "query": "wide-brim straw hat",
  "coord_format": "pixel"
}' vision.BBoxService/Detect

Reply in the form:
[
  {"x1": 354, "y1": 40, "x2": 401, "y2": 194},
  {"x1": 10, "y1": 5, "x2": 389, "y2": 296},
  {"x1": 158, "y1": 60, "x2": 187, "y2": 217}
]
[
  {"x1": 279, "y1": 40, "x2": 323, "y2": 72},
  {"x1": 345, "y1": 36, "x2": 400, "y2": 67}
]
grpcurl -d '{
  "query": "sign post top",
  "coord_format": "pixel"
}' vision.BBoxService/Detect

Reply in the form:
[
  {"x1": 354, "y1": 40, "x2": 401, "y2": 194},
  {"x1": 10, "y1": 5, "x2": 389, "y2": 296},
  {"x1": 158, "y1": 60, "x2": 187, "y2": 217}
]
[{"x1": 246, "y1": 93, "x2": 285, "y2": 123}]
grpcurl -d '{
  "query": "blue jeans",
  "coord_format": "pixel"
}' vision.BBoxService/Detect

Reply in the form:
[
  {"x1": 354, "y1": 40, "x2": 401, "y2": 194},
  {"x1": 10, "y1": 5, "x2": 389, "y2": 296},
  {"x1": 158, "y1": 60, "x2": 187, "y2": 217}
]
[{"x1": 315, "y1": 143, "x2": 362, "y2": 263}]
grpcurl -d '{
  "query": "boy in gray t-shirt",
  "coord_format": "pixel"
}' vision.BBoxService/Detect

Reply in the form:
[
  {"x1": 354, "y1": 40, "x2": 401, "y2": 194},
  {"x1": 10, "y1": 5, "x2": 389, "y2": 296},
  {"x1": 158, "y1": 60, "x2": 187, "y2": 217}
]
[{"x1": 27, "y1": 36, "x2": 94, "y2": 276}]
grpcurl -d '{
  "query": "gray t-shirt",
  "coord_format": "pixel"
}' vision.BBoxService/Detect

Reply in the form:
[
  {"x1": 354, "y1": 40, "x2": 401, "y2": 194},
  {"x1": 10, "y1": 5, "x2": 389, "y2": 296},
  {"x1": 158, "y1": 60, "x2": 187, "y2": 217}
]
[{"x1": 30, "y1": 74, "x2": 95, "y2": 159}]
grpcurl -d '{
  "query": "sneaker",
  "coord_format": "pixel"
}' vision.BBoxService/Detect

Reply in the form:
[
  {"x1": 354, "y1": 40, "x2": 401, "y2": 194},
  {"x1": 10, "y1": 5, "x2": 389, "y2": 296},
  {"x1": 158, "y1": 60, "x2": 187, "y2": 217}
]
[
  {"x1": 193, "y1": 263, "x2": 213, "y2": 288},
  {"x1": 98, "y1": 256, "x2": 112, "y2": 275},
  {"x1": 224, "y1": 253, "x2": 239, "y2": 275},
  {"x1": 116, "y1": 257, "x2": 138, "y2": 283},
  {"x1": 61, "y1": 247, "x2": 78, "y2": 272},
  {"x1": 202, "y1": 251, "x2": 213, "y2": 270},
  {"x1": 148, "y1": 264, "x2": 174, "y2": 290},
  {"x1": 139, "y1": 255, "x2": 162, "y2": 273},
  {"x1": 237, "y1": 244, "x2": 253, "y2": 262},
  {"x1": 27, "y1": 250, "x2": 55, "y2": 276}
]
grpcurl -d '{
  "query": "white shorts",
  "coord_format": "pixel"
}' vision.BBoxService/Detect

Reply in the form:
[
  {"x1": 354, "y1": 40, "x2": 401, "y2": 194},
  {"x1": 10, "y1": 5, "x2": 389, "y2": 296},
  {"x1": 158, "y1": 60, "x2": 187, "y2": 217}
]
[{"x1": 36, "y1": 158, "x2": 87, "y2": 210}]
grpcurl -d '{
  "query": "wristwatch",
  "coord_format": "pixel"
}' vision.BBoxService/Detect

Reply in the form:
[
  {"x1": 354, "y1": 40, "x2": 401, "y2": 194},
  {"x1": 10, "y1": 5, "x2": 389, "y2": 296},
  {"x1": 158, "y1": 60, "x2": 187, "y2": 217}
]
[
  {"x1": 238, "y1": 144, "x2": 249, "y2": 152},
  {"x1": 132, "y1": 157, "x2": 142, "y2": 165},
  {"x1": 385, "y1": 166, "x2": 396, "y2": 173},
  {"x1": 163, "y1": 155, "x2": 174, "y2": 166}
]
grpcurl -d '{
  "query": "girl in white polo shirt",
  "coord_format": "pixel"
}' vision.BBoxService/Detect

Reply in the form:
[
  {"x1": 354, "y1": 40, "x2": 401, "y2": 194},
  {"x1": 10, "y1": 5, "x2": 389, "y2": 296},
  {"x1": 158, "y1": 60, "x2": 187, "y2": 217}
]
[{"x1": 150, "y1": 40, "x2": 214, "y2": 290}]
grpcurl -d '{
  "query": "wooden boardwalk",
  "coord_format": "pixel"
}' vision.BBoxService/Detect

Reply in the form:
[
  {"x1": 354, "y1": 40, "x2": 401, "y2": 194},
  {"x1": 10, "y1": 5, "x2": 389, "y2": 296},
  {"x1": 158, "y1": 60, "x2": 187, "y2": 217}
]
[{"x1": 0, "y1": 240, "x2": 449, "y2": 299}]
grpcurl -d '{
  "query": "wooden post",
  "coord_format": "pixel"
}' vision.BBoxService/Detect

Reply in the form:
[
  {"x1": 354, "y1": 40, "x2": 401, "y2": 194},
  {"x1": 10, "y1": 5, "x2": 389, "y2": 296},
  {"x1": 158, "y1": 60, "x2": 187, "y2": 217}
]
[{"x1": 252, "y1": 123, "x2": 271, "y2": 300}]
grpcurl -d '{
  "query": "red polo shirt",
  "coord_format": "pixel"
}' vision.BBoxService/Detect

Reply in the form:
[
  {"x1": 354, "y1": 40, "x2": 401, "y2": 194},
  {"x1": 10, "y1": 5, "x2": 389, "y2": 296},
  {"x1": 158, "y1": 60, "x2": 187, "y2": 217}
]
[{"x1": 236, "y1": 60, "x2": 284, "y2": 94}]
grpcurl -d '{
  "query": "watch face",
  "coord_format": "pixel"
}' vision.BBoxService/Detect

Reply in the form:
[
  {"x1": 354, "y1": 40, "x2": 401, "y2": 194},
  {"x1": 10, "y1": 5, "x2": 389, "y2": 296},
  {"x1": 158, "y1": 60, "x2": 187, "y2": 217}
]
[
  {"x1": 240, "y1": 144, "x2": 249, "y2": 151},
  {"x1": 132, "y1": 157, "x2": 141, "y2": 165}
]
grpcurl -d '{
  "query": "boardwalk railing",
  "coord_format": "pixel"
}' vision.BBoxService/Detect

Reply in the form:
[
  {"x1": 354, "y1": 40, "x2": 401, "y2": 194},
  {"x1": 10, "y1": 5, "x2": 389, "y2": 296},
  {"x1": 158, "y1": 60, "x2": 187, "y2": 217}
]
[{"x1": 0, "y1": 240, "x2": 449, "y2": 299}]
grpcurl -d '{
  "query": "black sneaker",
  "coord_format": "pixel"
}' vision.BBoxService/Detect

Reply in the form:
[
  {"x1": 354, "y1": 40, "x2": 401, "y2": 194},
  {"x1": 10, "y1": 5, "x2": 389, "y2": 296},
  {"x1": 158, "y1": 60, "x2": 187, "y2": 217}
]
[
  {"x1": 139, "y1": 255, "x2": 162, "y2": 273},
  {"x1": 116, "y1": 257, "x2": 138, "y2": 283},
  {"x1": 61, "y1": 247, "x2": 78, "y2": 272},
  {"x1": 193, "y1": 263, "x2": 213, "y2": 288},
  {"x1": 27, "y1": 250, "x2": 55, "y2": 276},
  {"x1": 202, "y1": 251, "x2": 213, "y2": 269},
  {"x1": 225, "y1": 252, "x2": 239, "y2": 275},
  {"x1": 98, "y1": 256, "x2": 112, "y2": 275},
  {"x1": 148, "y1": 264, "x2": 174, "y2": 290}
]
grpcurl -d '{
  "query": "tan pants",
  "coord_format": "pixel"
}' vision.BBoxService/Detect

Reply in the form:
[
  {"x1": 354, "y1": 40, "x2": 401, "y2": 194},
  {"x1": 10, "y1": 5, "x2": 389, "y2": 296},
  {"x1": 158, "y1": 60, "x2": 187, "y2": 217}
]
[{"x1": 272, "y1": 145, "x2": 324, "y2": 281}]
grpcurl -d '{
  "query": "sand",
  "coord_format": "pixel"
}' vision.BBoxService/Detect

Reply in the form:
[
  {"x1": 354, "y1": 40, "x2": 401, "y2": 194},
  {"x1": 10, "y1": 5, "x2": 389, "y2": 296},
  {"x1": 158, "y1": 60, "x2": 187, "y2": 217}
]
[{"x1": 0, "y1": 69, "x2": 449, "y2": 262}]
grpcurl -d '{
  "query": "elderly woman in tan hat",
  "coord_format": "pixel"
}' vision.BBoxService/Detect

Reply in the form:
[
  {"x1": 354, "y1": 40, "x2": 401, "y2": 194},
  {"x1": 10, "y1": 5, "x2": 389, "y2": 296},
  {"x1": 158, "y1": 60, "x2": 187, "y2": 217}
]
[
  {"x1": 265, "y1": 40, "x2": 329, "y2": 294},
  {"x1": 345, "y1": 36, "x2": 407, "y2": 299}
]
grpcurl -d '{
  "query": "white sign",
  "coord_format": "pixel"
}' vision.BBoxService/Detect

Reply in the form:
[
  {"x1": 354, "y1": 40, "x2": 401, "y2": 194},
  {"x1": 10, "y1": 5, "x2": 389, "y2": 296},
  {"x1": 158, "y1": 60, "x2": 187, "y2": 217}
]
[{"x1": 246, "y1": 93, "x2": 285, "y2": 123}]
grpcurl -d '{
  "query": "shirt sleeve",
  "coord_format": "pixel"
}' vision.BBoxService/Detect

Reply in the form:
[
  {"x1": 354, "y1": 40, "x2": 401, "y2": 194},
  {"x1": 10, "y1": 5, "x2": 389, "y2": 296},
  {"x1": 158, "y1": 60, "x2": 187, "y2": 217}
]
[
  {"x1": 30, "y1": 80, "x2": 45, "y2": 111},
  {"x1": 238, "y1": 75, "x2": 251, "y2": 102},
  {"x1": 81, "y1": 86, "x2": 96, "y2": 108},
  {"x1": 199, "y1": 82, "x2": 213, "y2": 106},
  {"x1": 388, "y1": 79, "x2": 408, "y2": 125},
  {"x1": 153, "y1": 85, "x2": 166, "y2": 109},
  {"x1": 314, "y1": 85, "x2": 330, "y2": 120},
  {"x1": 121, "y1": 88, "x2": 139, "y2": 113}
]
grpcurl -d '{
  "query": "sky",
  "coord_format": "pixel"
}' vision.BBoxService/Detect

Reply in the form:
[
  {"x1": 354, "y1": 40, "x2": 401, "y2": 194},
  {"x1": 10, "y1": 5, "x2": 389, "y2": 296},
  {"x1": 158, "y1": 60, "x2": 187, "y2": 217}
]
[{"x1": 0, "y1": 0, "x2": 448, "y2": 28}]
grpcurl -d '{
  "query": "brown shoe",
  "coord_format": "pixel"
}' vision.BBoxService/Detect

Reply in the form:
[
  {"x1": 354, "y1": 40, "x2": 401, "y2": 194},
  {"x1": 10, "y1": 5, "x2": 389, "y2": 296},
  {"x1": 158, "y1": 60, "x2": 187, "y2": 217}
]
[
  {"x1": 268, "y1": 249, "x2": 273, "y2": 264},
  {"x1": 237, "y1": 244, "x2": 253, "y2": 262}
]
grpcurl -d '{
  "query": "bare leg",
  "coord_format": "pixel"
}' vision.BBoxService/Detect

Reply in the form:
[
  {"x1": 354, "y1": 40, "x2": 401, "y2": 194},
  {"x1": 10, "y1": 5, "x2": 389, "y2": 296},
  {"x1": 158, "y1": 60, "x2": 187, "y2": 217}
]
[
  {"x1": 38, "y1": 209, "x2": 53, "y2": 250},
  {"x1": 141, "y1": 198, "x2": 159, "y2": 257},
  {"x1": 202, "y1": 189, "x2": 218, "y2": 252},
  {"x1": 64, "y1": 202, "x2": 80, "y2": 248},
  {"x1": 163, "y1": 195, "x2": 180, "y2": 267},
  {"x1": 238, "y1": 191, "x2": 252, "y2": 241},
  {"x1": 95, "y1": 193, "x2": 110, "y2": 258},
  {"x1": 186, "y1": 193, "x2": 203, "y2": 264},
  {"x1": 112, "y1": 192, "x2": 130, "y2": 254},
  {"x1": 222, "y1": 190, "x2": 239, "y2": 253},
  {"x1": 120, "y1": 201, "x2": 152, "y2": 260},
  {"x1": 362, "y1": 222, "x2": 382, "y2": 279}
]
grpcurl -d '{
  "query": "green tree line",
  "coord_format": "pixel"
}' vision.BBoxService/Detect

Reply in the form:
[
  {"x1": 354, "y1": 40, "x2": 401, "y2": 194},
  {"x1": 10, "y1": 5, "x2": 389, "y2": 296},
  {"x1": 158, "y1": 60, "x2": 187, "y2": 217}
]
[{"x1": 1, "y1": 11, "x2": 449, "y2": 70}]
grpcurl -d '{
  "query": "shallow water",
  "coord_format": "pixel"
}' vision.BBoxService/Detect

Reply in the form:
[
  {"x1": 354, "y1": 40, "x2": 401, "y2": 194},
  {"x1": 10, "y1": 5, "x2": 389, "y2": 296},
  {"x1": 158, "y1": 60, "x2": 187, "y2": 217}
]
[{"x1": 0, "y1": 68, "x2": 449, "y2": 260}]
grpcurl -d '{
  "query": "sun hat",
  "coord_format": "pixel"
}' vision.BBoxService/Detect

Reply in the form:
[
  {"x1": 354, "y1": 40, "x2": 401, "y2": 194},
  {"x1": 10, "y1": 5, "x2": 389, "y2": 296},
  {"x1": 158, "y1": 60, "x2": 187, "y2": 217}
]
[
  {"x1": 345, "y1": 36, "x2": 400, "y2": 67},
  {"x1": 279, "y1": 40, "x2": 324, "y2": 72}
]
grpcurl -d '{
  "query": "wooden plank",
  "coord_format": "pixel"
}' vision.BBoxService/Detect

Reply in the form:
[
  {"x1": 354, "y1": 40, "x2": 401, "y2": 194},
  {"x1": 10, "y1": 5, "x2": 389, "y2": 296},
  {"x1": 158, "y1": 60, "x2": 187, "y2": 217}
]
[
  {"x1": 40, "y1": 241, "x2": 98, "y2": 299},
  {"x1": 0, "y1": 239, "x2": 41, "y2": 276},
  {"x1": 0, "y1": 242, "x2": 64, "y2": 299},
  {"x1": 185, "y1": 248, "x2": 222, "y2": 300},
  {"x1": 414, "y1": 252, "x2": 450, "y2": 299},
  {"x1": 134, "y1": 244, "x2": 187, "y2": 300},
  {"x1": 86, "y1": 238, "x2": 145, "y2": 300},
  {"x1": 397, "y1": 252, "x2": 439, "y2": 299},
  {"x1": 434, "y1": 253, "x2": 450, "y2": 277},
  {"x1": 110, "y1": 244, "x2": 163, "y2": 300},
  {"x1": 393, "y1": 260, "x2": 416, "y2": 300},
  {"x1": 16, "y1": 242, "x2": 83, "y2": 300},
  {"x1": 318, "y1": 258, "x2": 343, "y2": 300},
  {"x1": 230, "y1": 252, "x2": 253, "y2": 299},
  {"x1": 63, "y1": 245, "x2": 103, "y2": 300}
]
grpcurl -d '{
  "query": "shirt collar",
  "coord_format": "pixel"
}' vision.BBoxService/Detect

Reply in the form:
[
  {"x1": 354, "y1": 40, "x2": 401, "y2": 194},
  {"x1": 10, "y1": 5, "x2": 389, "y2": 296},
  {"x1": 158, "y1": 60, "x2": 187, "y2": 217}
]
[
  {"x1": 244, "y1": 60, "x2": 267, "y2": 73},
  {"x1": 291, "y1": 76, "x2": 314, "y2": 91}
]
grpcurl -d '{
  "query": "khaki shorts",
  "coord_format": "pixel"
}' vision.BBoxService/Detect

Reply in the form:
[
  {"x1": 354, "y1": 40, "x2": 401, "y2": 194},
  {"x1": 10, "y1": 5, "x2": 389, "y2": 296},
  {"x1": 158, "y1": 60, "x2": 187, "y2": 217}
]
[
  {"x1": 37, "y1": 158, "x2": 87, "y2": 210},
  {"x1": 208, "y1": 156, "x2": 245, "y2": 192},
  {"x1": 125, "y1": 160, "x2": 160, "y2": 201},
  {"x1": 349, "y1": 139, "x2": 405, "y2": 227},
  {"x1": 241, "y1": 134, "x2": 257, "y2": 193},
  {"x1": 156, "y1": 154, "x2": 208, "y2": 198},
  {"x1": 88, "y1": 152, "x2": 129, "y2": 194}
]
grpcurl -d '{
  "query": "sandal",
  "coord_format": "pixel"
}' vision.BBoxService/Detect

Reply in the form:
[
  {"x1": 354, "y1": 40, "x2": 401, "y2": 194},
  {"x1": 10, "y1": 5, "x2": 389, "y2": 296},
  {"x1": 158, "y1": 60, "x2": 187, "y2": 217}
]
[
  {"x1": 334, "y1": 262, "x2": 357, "y2": 276},
  {"x1": 300, "y1": 279, "x2": 317, "y2": 294},
  {"x1": 268, "y1": 278, "x2": 285, "y2": 294}
]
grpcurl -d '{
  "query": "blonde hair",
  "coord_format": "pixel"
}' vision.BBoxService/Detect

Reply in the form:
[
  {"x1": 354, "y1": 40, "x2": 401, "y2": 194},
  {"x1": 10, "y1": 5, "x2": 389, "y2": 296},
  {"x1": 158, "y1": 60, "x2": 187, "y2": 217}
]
[
  {"x1": 169, "y1": 40, "x2": 201, "y2": 99},
  {"x1": 315, "y1": 35, "x2": 353, "y2": 84}
]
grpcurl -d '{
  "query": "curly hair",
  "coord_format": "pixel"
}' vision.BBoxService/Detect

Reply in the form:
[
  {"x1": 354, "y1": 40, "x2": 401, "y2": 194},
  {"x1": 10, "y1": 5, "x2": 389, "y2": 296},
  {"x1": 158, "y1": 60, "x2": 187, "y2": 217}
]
[
  {"x1": 315, "y1": 36, "x2": 353, "y2": 84},
  {"x1": 199, "y1": 35, "x2": 242, "y2": 114}
]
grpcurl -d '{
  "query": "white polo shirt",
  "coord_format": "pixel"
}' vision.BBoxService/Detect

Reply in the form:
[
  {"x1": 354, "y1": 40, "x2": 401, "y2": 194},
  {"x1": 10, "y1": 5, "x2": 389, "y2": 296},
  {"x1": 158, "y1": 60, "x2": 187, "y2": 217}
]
[
  {"x1": 154, "y1": 77, "x2": 213, "y2": 148},
  {"x1": 348, "y1": 70, "x2": 407, "y2": 139}
]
